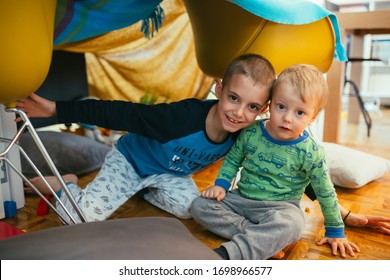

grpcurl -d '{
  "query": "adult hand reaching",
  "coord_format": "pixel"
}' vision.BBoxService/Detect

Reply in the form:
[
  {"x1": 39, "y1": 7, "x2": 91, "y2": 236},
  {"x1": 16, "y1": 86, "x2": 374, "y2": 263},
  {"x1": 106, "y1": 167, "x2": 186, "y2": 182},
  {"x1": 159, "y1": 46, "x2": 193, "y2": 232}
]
[{"x1": 345, "y1": 211, "x2": 390, "y2": 235}]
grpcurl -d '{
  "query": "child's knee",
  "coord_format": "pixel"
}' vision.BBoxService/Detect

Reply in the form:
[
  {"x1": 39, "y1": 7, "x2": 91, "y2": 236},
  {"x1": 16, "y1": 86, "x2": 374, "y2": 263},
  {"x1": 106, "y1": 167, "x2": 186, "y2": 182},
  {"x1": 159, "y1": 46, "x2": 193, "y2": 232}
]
[
  {"x1": 176, "y1": 210, "x2": 192, "y2": 220},
  {"x1": 173, "y1": 202, "x2": 193, "y2": 219},
  {"x1": 190, "y1": 196, "x2": 208, "y2": 219},
  {"x1": 167, "y1": 197, "x2": 194, "y2": 219},
  {"x1": 285, "y1": 214, "x2": 305, "y2": 241}
]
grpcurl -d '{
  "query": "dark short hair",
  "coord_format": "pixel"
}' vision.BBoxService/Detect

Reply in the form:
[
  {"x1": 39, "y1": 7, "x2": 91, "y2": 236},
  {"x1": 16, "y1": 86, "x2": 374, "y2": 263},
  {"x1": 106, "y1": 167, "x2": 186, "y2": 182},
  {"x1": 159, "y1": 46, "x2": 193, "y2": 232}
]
[{"x1": 222, "y1": 53, "x2": 276, "y2": 91}]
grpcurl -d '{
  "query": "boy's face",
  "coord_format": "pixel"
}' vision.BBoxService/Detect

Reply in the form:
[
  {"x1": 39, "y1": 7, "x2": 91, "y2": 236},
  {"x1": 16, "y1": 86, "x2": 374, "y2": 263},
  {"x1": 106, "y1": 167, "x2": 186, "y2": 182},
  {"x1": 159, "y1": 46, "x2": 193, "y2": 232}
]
[
  {"x1": 267, "y1": 82, "x2": 317, "y2": 141},
  {"x1": 215, "y1": 74, "x2": 270, "y2": 133}
]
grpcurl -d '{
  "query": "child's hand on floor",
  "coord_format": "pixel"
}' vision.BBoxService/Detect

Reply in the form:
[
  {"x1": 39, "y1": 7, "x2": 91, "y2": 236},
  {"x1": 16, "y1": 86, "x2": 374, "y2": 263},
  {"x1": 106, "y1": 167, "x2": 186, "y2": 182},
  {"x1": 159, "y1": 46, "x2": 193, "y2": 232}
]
[{"x1": 316, "y1": 237, "x2": 360, "y2": 257}]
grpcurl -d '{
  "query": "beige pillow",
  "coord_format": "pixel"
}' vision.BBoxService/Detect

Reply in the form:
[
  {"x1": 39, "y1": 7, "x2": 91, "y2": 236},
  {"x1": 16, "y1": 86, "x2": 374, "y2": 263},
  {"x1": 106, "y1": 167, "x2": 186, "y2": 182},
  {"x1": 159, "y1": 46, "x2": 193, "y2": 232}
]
[{"x1": 323, "y1": 142, "x2": 390, "y2": 189}]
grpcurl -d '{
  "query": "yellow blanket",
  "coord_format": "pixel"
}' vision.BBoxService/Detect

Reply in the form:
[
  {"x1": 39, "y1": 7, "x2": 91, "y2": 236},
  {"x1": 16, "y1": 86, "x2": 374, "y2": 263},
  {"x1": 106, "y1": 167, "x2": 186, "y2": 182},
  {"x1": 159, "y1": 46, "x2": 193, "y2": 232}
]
[{"x1": 56, "y1": 0, "x2": 213, "y2": 103}]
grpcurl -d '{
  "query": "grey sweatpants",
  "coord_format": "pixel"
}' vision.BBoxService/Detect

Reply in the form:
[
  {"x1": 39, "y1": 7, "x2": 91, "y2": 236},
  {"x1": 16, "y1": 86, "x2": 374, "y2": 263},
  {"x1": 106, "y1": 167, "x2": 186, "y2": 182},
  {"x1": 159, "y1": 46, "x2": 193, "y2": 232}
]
[
  {"x1": 56, "y1": 146, "x2": 200, "y2": 224},
  {"x1": 191, "y1": 189, "x2": 305, "y2": 260}
]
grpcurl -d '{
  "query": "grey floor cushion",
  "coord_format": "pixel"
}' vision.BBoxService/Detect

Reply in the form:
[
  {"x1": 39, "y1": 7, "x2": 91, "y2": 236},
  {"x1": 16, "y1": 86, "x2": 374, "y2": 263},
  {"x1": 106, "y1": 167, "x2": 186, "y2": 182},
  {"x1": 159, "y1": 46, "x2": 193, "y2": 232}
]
[
  {"x1": 0, "y1": 217, "x2": 221, "y2": 260},
  {"x1": 19, "y1": 131, "x2": 111, "y2": 178}
]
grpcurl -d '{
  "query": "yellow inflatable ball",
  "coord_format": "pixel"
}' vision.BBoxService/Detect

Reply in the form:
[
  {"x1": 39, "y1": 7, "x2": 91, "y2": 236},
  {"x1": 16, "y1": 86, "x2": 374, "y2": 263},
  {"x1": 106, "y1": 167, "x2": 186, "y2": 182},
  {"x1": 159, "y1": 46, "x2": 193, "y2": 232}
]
[
  {"x1": 0, "y1": 0, "x2": 56, "y2": 105},
  {"x1": 184, "y1": 0, "x2": 335, "y2": 77}
]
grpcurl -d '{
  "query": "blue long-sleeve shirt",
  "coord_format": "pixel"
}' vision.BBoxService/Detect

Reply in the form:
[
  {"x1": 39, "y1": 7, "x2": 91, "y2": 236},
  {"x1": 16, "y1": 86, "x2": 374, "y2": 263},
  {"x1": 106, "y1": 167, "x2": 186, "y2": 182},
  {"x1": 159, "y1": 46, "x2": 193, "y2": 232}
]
[{"x1": 56, "y1": 98, "x2": 238, "y2": 177}]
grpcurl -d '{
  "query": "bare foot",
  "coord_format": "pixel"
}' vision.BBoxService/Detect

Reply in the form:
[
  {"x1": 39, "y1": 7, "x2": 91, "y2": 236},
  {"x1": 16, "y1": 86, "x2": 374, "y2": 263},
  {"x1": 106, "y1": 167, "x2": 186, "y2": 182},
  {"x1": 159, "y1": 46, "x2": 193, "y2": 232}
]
[
  {"x1": 24, "y1": 174, "x2": 78, "y2": 195},
  {"x1": 271, "y1": 250, "x2": 285, "y2": 259}
]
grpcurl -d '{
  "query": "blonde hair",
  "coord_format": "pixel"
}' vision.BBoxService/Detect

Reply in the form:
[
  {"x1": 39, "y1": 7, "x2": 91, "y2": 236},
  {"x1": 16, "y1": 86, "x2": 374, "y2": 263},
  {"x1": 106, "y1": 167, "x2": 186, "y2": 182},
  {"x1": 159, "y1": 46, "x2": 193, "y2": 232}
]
[
  {"x1": 273, "y1": 64, "x2": 328, "y2": 116},
  {"x1": 222, "y1": 53, "x2": 276, "y2": 92}
]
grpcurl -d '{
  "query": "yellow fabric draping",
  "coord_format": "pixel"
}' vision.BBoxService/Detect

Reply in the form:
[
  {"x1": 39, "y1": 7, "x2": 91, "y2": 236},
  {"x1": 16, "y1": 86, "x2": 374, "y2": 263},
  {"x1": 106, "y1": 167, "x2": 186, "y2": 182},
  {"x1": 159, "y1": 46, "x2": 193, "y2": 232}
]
[{"x1": 56, "y1": 0, "x2": 214, "y2": 103}]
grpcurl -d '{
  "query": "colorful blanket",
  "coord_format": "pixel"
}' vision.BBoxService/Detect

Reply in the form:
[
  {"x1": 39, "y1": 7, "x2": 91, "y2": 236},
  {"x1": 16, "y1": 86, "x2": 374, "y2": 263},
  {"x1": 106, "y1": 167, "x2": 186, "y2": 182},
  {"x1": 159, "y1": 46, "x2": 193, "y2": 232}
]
[
  {"x1": 54, "y1": 0, "x2": 164, "y2": 45},
  {"x1": 54, "y1": 0, "x2": 346, "y2": 61},
  {"x1": 229, "y1": 0, "x2": 346, "y2": 61}
]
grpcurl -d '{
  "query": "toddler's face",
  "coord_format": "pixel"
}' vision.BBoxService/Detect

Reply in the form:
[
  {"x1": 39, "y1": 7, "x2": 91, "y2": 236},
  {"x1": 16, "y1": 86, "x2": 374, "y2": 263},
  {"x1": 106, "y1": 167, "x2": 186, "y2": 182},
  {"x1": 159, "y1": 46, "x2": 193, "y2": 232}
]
[{"x1": 267, "y1": 83, "x2": 317, "y2": 141}]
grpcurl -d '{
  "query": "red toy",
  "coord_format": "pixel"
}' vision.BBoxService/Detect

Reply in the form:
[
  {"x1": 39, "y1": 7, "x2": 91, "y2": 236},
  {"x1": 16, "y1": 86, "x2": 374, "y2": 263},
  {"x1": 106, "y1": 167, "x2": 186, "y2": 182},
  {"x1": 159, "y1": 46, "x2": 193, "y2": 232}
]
[{"x1": 36, "y1": 195, "x2": 51, "y2": 216}]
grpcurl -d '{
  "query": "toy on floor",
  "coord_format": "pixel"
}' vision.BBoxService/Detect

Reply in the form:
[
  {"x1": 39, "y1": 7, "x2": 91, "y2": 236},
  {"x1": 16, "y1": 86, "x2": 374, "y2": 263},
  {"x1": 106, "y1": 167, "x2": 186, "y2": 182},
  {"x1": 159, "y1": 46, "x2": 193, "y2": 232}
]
[
  {"x1": 0, "y1": 221, "x2": 25, "y2": 240},
  {"x1": 36, "y1": 195, "x2": 52, "y2": 216}
]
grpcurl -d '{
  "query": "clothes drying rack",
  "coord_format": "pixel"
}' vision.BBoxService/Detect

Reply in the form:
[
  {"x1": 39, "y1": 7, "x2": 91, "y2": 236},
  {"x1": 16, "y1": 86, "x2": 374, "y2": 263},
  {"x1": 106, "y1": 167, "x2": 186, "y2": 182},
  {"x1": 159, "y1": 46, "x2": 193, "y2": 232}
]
[{"x1": 0, "y1": 107, "x2": 86, "y2": 224}]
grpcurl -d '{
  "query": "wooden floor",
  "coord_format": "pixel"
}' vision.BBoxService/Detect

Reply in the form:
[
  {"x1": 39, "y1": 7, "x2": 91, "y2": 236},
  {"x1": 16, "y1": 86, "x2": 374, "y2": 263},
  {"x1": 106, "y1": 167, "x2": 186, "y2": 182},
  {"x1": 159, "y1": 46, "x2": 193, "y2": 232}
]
[{"x1": 2, "y1": 106, "x2": 390, "y2": 260}]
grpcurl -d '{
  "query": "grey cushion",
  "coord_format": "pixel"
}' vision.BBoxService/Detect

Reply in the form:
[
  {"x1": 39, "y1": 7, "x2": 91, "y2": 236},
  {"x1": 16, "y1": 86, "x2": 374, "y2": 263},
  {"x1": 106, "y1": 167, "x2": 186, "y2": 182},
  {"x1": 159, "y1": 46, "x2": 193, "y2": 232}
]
[
  {"x1": 0, "y1": 217, "x2": 221, "y2": 260},
  {"x1": 19, "y1": 131, "x2": 111, "y2": 177}
]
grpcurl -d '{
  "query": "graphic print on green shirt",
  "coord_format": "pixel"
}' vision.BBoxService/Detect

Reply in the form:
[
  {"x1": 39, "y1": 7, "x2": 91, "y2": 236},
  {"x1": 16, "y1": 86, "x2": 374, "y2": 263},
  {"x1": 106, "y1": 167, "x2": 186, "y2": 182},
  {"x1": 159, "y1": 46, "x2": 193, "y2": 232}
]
[{"x1": 215, "y1": 119, "x2": 344, "y2": 235}]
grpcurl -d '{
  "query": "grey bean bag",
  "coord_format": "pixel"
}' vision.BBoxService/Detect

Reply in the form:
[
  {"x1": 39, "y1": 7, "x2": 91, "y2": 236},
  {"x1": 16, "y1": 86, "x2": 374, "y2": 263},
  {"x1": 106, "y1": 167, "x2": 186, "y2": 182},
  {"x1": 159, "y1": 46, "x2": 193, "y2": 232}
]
[
  {"x1": 19, "y1": 131, "x2": 111, "y2": 178},
  {"x1": 0, "y1": 217, "x2": 221, "y2": 260}
]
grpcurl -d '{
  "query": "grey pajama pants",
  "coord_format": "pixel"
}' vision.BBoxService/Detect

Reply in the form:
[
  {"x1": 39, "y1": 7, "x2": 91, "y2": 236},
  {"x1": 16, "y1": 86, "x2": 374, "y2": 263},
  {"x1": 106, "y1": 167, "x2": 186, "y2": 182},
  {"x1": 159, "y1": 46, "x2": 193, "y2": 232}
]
[
  {"x1": 56, "y1": 146, "x2": 200, "y2": 224},
  {"x1": 191, "y1": 189, "x2": 305, "y2": 260}
]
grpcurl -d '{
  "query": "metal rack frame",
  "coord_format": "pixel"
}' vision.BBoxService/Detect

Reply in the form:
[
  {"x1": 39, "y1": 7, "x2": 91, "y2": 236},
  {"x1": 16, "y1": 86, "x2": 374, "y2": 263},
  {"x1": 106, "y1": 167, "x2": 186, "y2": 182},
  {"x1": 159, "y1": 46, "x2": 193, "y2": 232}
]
[{"x1": 0, "y1": 107, "x2": 86, "y2": 224}]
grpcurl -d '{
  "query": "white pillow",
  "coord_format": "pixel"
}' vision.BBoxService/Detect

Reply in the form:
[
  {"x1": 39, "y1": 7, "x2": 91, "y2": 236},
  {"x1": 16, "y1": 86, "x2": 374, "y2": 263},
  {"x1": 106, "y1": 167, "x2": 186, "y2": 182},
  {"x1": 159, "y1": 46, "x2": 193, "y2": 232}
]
[{"x1": 322, "y1": 142, "x2": 390, "y2": 189}]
